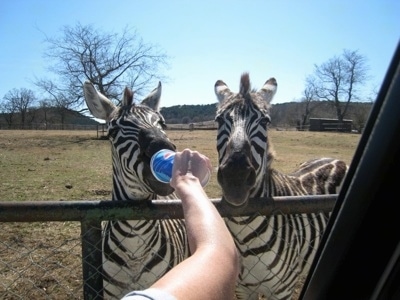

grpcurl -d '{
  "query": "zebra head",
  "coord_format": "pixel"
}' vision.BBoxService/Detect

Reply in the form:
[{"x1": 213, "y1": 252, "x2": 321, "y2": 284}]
[
  {"x1": 83, "y1": 81, "x2": 176, "y2": 199},
  {"x1": 214, "y1": 73, "x2": 277, "y2": 206}
]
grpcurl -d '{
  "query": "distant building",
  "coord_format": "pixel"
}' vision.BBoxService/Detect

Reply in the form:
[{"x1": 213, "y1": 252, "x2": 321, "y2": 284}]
[{"x1": 309, "y1": 118, "x2": 352, "y2": 132}]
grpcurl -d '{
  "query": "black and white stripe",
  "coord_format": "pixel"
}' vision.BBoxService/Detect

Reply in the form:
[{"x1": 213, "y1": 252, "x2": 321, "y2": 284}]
[
  {"x1": 83, "y1": 81, "x2": 188, "y2": 299},
  {"x1": 214, "y1": 73, "x2": 348, "y2": 300}
]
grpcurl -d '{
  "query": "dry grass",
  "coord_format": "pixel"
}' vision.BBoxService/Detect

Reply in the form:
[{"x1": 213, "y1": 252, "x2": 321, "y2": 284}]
[
  {"x1": 0, "y1": 129, "x2": 361, "y2": 299},
  {"x1": 0, "y1": 129, "x2": 360, "y2": 201},
  {"x1": 268, "y1": 129, "x2": 359, "y2": 173}
]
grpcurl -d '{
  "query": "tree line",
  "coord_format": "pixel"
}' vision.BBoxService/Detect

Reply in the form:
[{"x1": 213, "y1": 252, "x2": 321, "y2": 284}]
[
  {"x1": 1, "y1": 23, "x2": 376, "y2": 130},
  {"x1": 0, "y1": 98, "x2": 372, "y2": 132},
  {"x1": 161, "y1": 101, "x2": 372, "y2": 133}
]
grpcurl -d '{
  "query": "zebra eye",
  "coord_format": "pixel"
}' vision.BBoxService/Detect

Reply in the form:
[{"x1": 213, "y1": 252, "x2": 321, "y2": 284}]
[
  {"x1": 156, "y1": 112, "x2": 167, "y2": 129},
  {"x1": 159, "y1": 120, "x2": 167, "y2": 130},
  {"x1": 260, "y1": 115, "x2": 271, "y2": 127},
  {"x1": 215, "y1": 115, "x2": 224, "y2": 125},
  {"x1": 108, "y1": 126, "x2": 119, "y2": 139}
]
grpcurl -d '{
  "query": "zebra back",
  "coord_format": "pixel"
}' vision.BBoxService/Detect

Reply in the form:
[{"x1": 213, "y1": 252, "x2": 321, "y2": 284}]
[
  {"x1": 214, "y1": 74, "x2": 348, "y2": 300},
  {"x1": 83, "y1": 81, "x2": 188, "y2": 299}
]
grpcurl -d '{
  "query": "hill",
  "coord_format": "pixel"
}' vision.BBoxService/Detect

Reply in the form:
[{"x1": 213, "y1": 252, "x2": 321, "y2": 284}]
[
  {"x1": 161, "y1": 101, "x2": 373, "y2": 132},
  {"x1": 160, "y1": 103, "x2": 217, "y2": 124},
  {"x1": 0, "y1": 107, "x2": 100, "y2": 130}
]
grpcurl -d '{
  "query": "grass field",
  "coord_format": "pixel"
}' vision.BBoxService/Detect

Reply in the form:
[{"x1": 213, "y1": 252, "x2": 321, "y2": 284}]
[{"x1": 0, "y1": 129, "x2": 361, "y2": 299}]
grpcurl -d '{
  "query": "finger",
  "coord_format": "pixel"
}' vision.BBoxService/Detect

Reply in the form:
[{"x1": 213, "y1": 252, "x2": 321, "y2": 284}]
[
  {"x1": 187, "y1": 157, "x2": 192, "y2": 174},
  {"x1": 182, "y1": 149, "x2": 192, "y2": 174}
]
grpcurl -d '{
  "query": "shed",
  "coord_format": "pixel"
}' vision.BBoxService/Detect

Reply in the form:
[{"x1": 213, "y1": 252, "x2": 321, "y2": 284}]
[{"x1": 309, "y1": 118, "x2": 352, "y2": 132}]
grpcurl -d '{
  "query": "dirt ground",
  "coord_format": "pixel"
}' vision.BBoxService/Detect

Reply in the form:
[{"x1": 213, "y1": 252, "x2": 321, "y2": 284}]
[{"x1": 1, "y1": 222, "x2": 83, "y2": 299}]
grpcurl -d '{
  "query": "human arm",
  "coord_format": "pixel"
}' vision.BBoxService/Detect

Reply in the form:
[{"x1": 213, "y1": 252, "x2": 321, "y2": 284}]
[{"x1": 149, "y1": 149, "x2": 239, "y2": 300}]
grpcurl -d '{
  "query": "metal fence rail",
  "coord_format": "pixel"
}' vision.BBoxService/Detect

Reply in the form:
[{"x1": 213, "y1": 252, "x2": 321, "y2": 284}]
[{"x1": 0, "y1": 195, "x2": 337, "y2": 300}]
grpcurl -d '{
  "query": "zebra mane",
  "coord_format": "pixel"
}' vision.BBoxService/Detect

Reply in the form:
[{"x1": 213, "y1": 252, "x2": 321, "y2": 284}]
[
  {"x1": 240, "y1": 73, "x2": 265, "y2": 108},
  {"x1": 123, "y1": 87, "x2": 134, "y2": 106},
  {"x1": 239, "y1": 73, "x2": 251, "y2": 96}
]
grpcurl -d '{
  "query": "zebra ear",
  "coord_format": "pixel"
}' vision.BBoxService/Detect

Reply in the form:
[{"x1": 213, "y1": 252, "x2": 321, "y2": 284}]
[
  {"x1": 83, "y1": 81, "x2": 116, "y2": 121},
  {"x1": 258, "y1": 77, "x2": 278, "y2": 103},
  {"x1": 141, "y1": 81, "x2": 162, "y2": 112},
  {"x1": 214, "y1": 80, "x2": 232, "y2": 103}
]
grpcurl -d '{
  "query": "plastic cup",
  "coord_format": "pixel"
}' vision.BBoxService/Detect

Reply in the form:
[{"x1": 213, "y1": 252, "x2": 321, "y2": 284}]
[{"x1": 150, "y1": 149, "x2": 210, "y2": 187}]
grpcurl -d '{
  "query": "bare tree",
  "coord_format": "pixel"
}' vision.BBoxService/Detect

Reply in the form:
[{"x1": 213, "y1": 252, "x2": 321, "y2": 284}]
[
  {"x1": 38, "y1": 23, "x2": 169, "y2": 109},
  {"x1": 0, "y1": 100, "x2": 17, "y2": 128},
  {"x1": 299, "y1": 79, "x2": 315, "y2": 129},
  {"x1": 35, "y1": 78, "x2": 76, "y2": 127},
  {"x1": 38, "y1": 99, "x2": 52, "y2": 130},
  {"x1": 351, "y1": 102, "x2": 372, "y2": 133},
  {"x1": 2, "y1": 88, "x2": 37, "y2": 128},
  {"x1": 308, "y1": 49, "x2": 369, "y2": 122},
  {"x1": 297, "y1": 77, "x2": 326, "y2": 130}
]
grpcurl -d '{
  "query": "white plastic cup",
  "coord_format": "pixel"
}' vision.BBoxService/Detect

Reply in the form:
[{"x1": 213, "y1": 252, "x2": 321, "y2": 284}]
[{"x1": 150, "y1": 149, "x2": 210, "y2": 187}]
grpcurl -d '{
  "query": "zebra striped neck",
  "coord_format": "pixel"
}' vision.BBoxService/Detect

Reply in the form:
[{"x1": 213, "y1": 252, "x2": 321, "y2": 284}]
[
  {"x1": 264, "y1": 159, "x2": 348, "y2": 197},
  {"x1": 250, "y1": 148, "x2": 275, "y2": 199}
]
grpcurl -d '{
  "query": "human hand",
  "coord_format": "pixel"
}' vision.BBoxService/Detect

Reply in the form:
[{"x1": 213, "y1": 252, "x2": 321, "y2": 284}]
[{"x1": 170, "y1": 149, "x2": 212, "y2": 189}]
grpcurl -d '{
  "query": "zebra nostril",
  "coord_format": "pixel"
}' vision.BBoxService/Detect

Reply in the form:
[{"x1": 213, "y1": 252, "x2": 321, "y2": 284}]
[
  {"x1": 246, "y1": 169, "x2": 256, "y2": 187},
  {"x1": 145, "y1": 140, "x2": 176, "y2": 158},
  {"x1": 139, "y1": 127, "x2": 176, "y2": 158}
]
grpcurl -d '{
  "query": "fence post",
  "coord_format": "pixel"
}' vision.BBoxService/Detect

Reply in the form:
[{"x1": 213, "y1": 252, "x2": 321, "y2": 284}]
[{"x1": 81, "y1": 219, "x2": 103, "y2": 300}]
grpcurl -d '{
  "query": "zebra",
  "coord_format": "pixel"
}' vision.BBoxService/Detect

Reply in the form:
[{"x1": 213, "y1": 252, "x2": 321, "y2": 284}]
[
  {"x1": 83, "y1": 81, "x2": 188, "y2": 299},
  {"x1": 214, "y1": 73, "x2": 348, "y2": 300}
]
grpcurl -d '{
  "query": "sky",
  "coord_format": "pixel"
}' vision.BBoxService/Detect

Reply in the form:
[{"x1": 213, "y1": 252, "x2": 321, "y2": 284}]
[{"x1": 0, "y1": 0, "x2": 399, "y2": 109}]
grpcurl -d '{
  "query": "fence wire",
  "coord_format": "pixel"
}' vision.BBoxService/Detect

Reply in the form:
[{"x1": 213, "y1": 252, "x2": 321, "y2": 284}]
[
  {"x1": 0, "y1": 195, "x2": 336, "y2": 300},
  {"x1": 1, "y1": 222, "x2": 83, "y2": 299}
]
